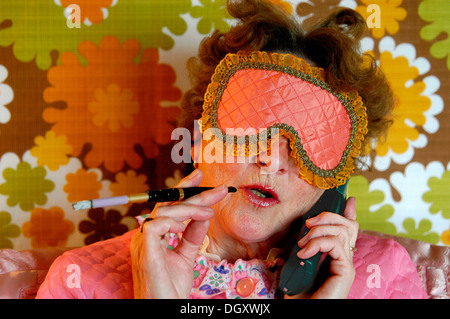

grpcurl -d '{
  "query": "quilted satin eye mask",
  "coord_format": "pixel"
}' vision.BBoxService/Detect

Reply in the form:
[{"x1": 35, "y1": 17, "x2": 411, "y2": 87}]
[{"x1": 201, "y1": 51, "x2": 368, "y2": 189}]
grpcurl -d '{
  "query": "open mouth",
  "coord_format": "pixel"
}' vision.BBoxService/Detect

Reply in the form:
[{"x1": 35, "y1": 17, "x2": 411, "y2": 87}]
[
  {"x1": 242, "y1": 185, "x2": 279, "y2": 207},
  {"x1": 250, "y1": 188, "x2": 273, "y2": 199}
]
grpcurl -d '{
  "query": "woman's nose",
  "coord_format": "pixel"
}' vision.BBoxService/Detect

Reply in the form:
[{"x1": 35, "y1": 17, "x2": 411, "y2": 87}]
[{"x1": 255, "y1": 136, "x2": 290, "y2": 175}]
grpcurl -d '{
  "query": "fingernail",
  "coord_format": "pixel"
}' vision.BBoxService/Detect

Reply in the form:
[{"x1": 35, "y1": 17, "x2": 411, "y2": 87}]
[
  {"x1": 298, "y1": 236, "x2": 307, "y2": 247},
  {"x1": 187, "y1": 169, "x2": 200, "y2": 180},
  {"x1": 306, "y1": 216, "x2": 317, "y2": 225},
  {"x1": 212, "y1": 184, "x2": 226, "y2": 192}
]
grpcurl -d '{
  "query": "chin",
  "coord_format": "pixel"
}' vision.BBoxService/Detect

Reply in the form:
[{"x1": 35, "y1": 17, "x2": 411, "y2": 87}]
[{"x1": 229, "y1": 212, "x2": 274, "y2": 243}]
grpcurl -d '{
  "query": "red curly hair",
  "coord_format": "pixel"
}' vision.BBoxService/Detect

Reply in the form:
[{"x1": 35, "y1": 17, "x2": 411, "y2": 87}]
[{"x1": 178, "y1": 0, "x2": 393, "y2": 160}]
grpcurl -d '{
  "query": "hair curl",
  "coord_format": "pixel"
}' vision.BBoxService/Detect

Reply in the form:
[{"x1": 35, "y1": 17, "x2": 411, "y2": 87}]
[{"x1": 178, "y1": 0, "x2": 393, "y2": 161}]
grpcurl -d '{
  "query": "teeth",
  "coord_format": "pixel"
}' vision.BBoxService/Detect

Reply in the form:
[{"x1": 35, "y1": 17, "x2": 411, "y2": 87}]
[{"x1": 251, "y1": 189, "x2": 268, "y2": 198}]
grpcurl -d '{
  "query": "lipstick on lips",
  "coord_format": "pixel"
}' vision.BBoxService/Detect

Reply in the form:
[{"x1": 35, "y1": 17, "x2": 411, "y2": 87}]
[{"x1": 241, "y1": 184, "x2": 280, "y2": 207}]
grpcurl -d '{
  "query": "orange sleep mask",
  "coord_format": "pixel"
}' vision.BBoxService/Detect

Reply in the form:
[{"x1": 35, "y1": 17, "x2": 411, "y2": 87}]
[{"x1": 201, "y1": 51, "x2": 368, "y2": 189}]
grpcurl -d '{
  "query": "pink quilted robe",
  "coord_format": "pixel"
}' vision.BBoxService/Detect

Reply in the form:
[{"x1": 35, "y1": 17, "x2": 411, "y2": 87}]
[{"x1": 36, "y1": 229, "x2": 427, "y2": 299}]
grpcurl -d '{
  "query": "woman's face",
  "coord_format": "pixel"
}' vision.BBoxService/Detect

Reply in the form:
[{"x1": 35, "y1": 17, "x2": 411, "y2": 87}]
[{"x1": 196, "y1": 135, "x2": 325, "y2": 247}]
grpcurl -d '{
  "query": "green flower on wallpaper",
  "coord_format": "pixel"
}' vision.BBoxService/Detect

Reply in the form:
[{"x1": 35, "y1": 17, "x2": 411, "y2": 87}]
[
  {"x1": 0, "y1": 211, "x2": 20, "y2": 249},
  {"x1": 419, "y1": 0, "x2": 450, "y2": 70},
  {"x1": 0, "y1": 0, "x2": 192, "y2": 70},
  {"x1": 190, "y1": 0, "x2": 231, "y2": 34},
  {"x1": 0, "y1": 162, "x2": 54, "y2": 211},
  {"x1": 0, "y1": 1, "x2": 85, "y2": 70},
  {"x1": 347, "y1": 175, "x2": 396, "y2": 235},
  {"x1": 398, "y1": 218, "x2": 440, "y2": 244},
  {"x1": 423, "y1": 170, "x2": 450, "y2": 219}
]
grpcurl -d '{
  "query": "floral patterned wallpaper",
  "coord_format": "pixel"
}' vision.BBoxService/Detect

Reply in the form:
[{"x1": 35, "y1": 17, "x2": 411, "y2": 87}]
[{"x1": 0, "y1": 0, "x2": 449, "y2": 250}]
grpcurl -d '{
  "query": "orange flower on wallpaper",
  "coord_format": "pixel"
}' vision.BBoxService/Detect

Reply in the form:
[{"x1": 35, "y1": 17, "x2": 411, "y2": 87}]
[
  {"x1": 110, "y1": 170, "x2": 149, "y2": 197},
  {"x1": 43, "y1": 36, "x2": 181, "y2": 173},
  {"x1": 22, "y1": 207, "x2": 74, "y2": 248},
  {"x1": 88, "y1": 84, "x2": 139, "y2": 132},
  {"x1": 64, "y1": 168, "x2": 102, "y2": 203},
  {"x1": 356, "y1": 0, "x2": 407, "y2": 39},
  {"x1": 375, "y1": 50, "x2": 431, "y2": 157},
  {"x1": 61, "y1": 0, "x2": 115, "y2": 25},
  {"x1": 30, "y1": 131, "x2": 73, "y2": 171}
]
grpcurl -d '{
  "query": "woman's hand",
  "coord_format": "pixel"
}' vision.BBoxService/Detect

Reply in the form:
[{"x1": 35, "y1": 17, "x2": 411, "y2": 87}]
[
  {"x1": 130, "y1": 169, "x2": 228, "y2": 299},
  {"x1": 286, "y1": 197, "x2": 359, "y2": 299}
]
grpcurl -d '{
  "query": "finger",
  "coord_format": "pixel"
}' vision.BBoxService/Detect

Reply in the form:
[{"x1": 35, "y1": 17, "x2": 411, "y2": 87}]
[
  {"x1": 141, "y1": 216, "x2": 186, "y2": 250},
  {"x1": 153, "y1": 169, "x2": 204, "y2": 210},
  {"x1": 176, "y1": 219, "x2": 211, "y2": 263},
  {"x1": 298, "y1": 224, "x2": 350, "y2": 249},
  {"x1": 155, "y1": 177, "x2": 228, "y2": 215},
  {"x1": 306, "y1": 211, "x2": 352, "y2": 227},
  {"x1": 306, "y1": 212, "x2": 359, "y2": 246},
  {"x1": 297, "y1": 235, "x2": 351, "y2": 262},
  {"x1": 175, "y1": 168, "x2": 203, "y2": 188},
  {"x1": 181, "y1": 184, "x2": 229, "y2": 207},
  {"x1": 153, "y1": 203, "x2": 214, "y2": 222},
  {"x1": 152, "y1": 185, "x2": 227, "y2": 221},
  {"x1": 343, "y1": 197, "x2": 357, "y2": 221}
]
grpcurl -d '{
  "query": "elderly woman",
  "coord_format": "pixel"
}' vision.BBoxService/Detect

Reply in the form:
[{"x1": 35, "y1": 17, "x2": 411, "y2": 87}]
[{"x1": 37, "y1": 0, "x2": 426, "y2": 299}]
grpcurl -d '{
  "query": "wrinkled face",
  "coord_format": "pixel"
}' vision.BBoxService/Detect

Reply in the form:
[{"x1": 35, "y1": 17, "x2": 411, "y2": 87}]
[
  {"x1": 195, "y1": 51, "x2": 367, "y2": 246},
  {"x1": 201, "y1": 52, "x2": 368, "y2": 190},
  {"x1": 196, "y1": 136, "x2": 324, "y2": 244}
]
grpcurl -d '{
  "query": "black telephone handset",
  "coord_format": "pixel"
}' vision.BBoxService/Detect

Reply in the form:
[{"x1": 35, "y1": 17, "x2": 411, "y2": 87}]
[{"x1": 278, "y1": 181, "x2": 348, "y2": 295}]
